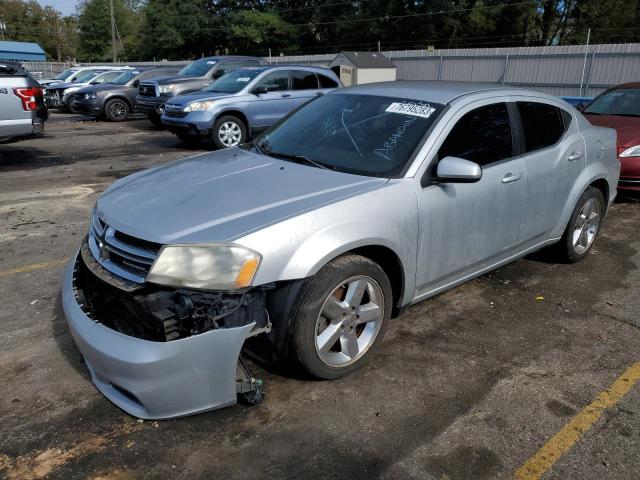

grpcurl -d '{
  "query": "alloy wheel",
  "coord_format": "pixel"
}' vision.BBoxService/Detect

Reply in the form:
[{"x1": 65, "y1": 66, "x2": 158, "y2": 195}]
[
  {"x1": 314, "y1": 275, "x2": 385, "y2": 367},
  {"x1": 218, "y1": 121, "x2": 242, "y2": 147},
  {"x1": 109, "y1": 102, "x2": 127, "y2": 120},
  {"x1": 572, "y1": 197, "x2": 601, "y2": 254}
]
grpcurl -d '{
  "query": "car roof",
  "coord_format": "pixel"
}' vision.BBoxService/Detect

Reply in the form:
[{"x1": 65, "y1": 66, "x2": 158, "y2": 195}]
[
  {"x1": 237, "y1": 65, "x2": 333, "y2": 73},
  {"x1": 611, "y1": 82, "x2": 640, "y2": 89},
  {"x1": 335, "y1": 80, "x2": 516, "y2": 104},
  {"x1": 200, "y1": 56, "x2": 260, "y2": 61}
]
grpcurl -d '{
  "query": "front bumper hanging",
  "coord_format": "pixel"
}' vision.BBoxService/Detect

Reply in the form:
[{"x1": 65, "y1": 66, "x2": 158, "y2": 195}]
[{"x1": 62, "y1": 251, "x2": 267, "y2": 419}]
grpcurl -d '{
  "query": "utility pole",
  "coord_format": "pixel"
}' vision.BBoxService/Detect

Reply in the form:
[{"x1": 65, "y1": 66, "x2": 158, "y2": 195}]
[
  {"x1": 579, "y1": 28, "x2": 591, "y2": 97},
  {"x1": 0, "y1": 18, "x2": 5, "y2": 40},
  {"x1": 109, "y1": 0, "x2": 117, "y2": 63}
]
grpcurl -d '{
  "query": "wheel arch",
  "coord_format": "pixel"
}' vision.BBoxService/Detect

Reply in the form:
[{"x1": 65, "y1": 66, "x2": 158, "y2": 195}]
[
  {"x1": 215, "y1": 110, "x2": 251, "y2": 137},
  {"x1": 105, "y1": 94, "x2": 133, "y2": 109},
  {"x1": 589, "y1": 177, "x2": 609, "y2": 206}
]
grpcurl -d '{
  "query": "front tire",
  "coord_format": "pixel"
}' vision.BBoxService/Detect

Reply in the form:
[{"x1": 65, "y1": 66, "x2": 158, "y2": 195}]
[
  {"x1": 104, "y1": 99, "x2": 130, "y2": 122},
  {"x1": 558, "y1": 186, "x2": 605, "y2": 263},
  {"x1": 212, "y1": 115, "x2": 246, "y2": 149},
  {"x1": 291, "y1": 255, "x2": 392, "y2": 379}
]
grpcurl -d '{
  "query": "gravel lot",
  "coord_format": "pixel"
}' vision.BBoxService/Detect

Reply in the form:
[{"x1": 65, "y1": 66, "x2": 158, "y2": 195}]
[{"x1": 1, "y1": 114, "x2": 639, "y2": 480}]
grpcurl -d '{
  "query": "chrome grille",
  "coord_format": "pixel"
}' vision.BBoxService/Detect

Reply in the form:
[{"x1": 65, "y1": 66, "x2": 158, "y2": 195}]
[
  {"x1": 164, "y1": 104, "x2": 187, "y2": 117},
  {"x1": 138, "y1": 82, "x2": 158, "y2": 97},
  {"x1": 88, "y1": 214, "x2": 161, "y2": 284}
]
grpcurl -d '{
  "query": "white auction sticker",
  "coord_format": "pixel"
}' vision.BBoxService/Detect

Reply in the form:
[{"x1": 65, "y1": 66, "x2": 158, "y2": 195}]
[
  {"x1": 207, "y1": 61, "x2": 217, "y2": 65},
  {"x1": 385, "y1": 102, "x2": 436, "y2": 119},
  {"x1": 236, "y1": 77, "x2": 250, "y2": 82}
]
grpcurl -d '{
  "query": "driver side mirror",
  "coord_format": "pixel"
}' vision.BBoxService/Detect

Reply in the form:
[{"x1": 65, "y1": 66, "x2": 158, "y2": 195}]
[
  {"x1": 90, "y1": 80, "x2": 99, "y2": 85},
  {"x1": 252, "y1": 86, "x2": 268, "y2": 95},
  {"x1": 576, "y1": 103, "x2": 586, "y2": 112},
  {"x1": 132, "y1": 79, "x2": 140, "y2": 88},
  {"x1": 435, "y1": 156, "x2": 482, "y2": 183}
]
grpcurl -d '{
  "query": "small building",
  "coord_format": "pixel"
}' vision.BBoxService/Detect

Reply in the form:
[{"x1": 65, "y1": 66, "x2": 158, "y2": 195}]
[
  {"x1": 0, "y1": 41, "x2": 46, "y2": 62},
  {"x1": 329, "y1": 51, "x2": 396, "y2": 87}
]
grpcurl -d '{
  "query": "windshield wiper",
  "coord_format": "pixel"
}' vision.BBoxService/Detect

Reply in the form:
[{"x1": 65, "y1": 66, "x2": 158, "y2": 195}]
[{"x1": 268, "y1": 151, "x2": 333, "y2": 170}]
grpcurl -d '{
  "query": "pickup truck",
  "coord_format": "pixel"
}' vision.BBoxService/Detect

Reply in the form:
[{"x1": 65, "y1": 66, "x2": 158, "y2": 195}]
[
  {"x1": 0, "y1": 62, "x2": 47, "y2": 143},
  {"x1": 136, "y1": 56, "x2": 263, "y2": 125}
]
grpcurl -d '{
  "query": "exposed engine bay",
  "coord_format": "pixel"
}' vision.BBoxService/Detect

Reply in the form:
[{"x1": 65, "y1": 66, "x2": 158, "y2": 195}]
[{"x1": 74, "y1": 241, "x2": 270, "y2": 342}]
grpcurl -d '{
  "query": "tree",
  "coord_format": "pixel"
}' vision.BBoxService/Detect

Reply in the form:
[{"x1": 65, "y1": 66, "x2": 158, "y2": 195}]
[{"x1": 227, "y1": 10, "x2": 297, "y2": 55}]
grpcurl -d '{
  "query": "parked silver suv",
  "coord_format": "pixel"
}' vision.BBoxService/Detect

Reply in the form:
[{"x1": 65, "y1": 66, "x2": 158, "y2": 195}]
[
  {"x1": 0, "y1": 62, "x2": 47, "y2": 143},
  {"x1": 63, "y1": 82, "x2": 619, "y2": 419}
]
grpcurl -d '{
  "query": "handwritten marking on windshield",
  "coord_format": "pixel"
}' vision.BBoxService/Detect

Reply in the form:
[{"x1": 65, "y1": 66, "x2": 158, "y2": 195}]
[
  {"x1": 341, "y1": 109, "x2": 363, "y2": 156},
  {"x1": 374, "y1": 117, "x2": 418, "y2": 161}
]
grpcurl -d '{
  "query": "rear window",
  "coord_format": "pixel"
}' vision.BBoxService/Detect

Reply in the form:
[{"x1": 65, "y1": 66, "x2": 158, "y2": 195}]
[
  {"x1": 292, "y1": 70, "x2": 318, "y2": 90},
  {"x1": 318, "y1": 74, "x2": 339, "y2": 88},
  {"x1": 517, "y1": 102, "x2": 568, "y2": 152}
]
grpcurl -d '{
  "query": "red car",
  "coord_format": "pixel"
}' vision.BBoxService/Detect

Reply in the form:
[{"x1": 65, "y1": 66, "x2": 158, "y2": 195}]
[{"x1": 581, "y1": 83, "x2": 640, "y2": 195}]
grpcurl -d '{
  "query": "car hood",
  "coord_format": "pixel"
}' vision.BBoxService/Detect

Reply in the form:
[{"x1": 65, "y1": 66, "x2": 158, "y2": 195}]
[
  {"x1": 167, "y1": 91, "x2": 235, "y2": 106},
  {"x1": 584, "y1": 114, "x2": 640, "y2": 149},
  {"x1": 151, "y1": 75, "x2": 203, "y2": 85},
  {"x1": 46, "y1": 81, "x2": 81, "y2": 90},
  {"x1": 96, "y1": 148, "x2": 387, "y2": 244},
  {"x1": 78, "y1": 83, "x2": 128, "y2": 95}
]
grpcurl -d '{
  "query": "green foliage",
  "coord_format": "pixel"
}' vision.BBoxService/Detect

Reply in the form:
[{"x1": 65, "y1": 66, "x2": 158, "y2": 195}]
[{"x1": 2, "y1": 0, "x2": 640, "y2": 62}]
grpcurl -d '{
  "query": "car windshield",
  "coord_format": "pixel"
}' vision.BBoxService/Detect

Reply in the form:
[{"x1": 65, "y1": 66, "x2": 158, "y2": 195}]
[
  {"x1": 74, "y1": 70, "x2": 104, "y2": 83},
  {"x1": 179, "y1": 59, "x2": 215, "y2": 77},
  {"x1": 251, "y1": 94, "x2": 444, "y2": 178},
  {"x1": 111, "y1": 70, "x2": 139, "y2": 85},
  {"x1": 54, "y1": 68, "x2": 73, "y2": 80},
  {"x1": 584, "y1": 88, "x2": 640, "y2": 116},
  {"x1": 204, "y1": 69, "x2": 261, "y2": 93}
]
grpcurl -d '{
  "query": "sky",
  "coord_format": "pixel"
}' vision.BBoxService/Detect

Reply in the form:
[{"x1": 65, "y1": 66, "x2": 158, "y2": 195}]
[{"x1": 36, "y1": 0, "x2": 79, "y2": 16}]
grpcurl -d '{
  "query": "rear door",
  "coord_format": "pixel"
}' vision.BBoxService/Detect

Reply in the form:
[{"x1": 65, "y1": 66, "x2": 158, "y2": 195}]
[
  {"x1": 514, "y1": 100, "x2": 582, "y2": 241},
  {"x1": 248, "y1": 70, "x2": 295, "y2": 128},
  {"x1": 289, "y1": 70, "x2": 322, "y2": 108}
]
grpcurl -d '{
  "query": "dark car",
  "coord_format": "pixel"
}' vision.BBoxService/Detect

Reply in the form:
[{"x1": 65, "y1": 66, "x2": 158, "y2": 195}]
[
  {"x1": 0, "y1": 62, "x2": 47, "y2": 142},
  {"x1": 582, "y1": 83, "x2": 640, "y2": 195},
  {"x1": 70, "y1": 67, "x2": 179, "y2": 121},
  {"x1": 135, "y1": 56, "x2": 264, "y2": 126}
]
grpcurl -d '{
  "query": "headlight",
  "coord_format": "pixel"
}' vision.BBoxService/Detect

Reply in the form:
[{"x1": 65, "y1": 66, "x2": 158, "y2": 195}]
[
  {"x1": 620, "y1": 145, "x2": 640, "y2": 157},
  {"x1": 159, "y1": 84, "x2": 177, "y2": 94},
  {"x1": 147, "y1": 244, "x2": 261, "y2": 290},
  {"x1": 84, "y1": 92, "x2": 97, "y2": 100},
  {"x1": 184, "y1": 100, "x2": 216, "y2": 112}
]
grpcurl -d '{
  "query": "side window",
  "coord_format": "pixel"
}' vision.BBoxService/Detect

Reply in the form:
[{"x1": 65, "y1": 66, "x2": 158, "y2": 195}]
[
  {"x1": 254, "y1": 71, "x2": 289, "y2": 92},
  {"x1": 214, "y1": 61, "x2": 250, "y2": 78},
  {"x1": 292, "y1": 70, "x2": 318, "y2": 90},
  {"x1": 318, "y1": 74, "x2": 339, "y2": 88},
  {"x1": 438, "y1": 103, "x2": 513, "y2": 167},
  {"x1": 95, "y1": 72, "x2": 118, "y2": 83},
  {"x1": 517, "y1": 102, "x2": 568, "y2": 152}
]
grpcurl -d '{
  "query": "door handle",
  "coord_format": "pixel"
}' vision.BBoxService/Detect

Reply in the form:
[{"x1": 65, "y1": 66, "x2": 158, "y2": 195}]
[
  {"x1": 568, "y1": 151, "x2": 584, "y2": 161},
  {"x1": 501, "y1": 172, "x2": 522, "y2": 184},
  {"x1": 281, "y1": 93, "x2": 291, "y2": 98}
]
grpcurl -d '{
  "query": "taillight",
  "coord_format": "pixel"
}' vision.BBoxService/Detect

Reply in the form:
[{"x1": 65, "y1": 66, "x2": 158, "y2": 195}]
[{"x1": 13, "y1": 87, "x2": 43, "y2": 111}]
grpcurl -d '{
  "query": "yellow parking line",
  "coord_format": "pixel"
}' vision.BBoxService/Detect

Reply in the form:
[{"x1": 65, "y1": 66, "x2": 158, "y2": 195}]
[
  {"x1": 0, "y1": 259, "x2": 68, "y2": 278},
  {"x1": 515, "y1": 362, "x2": 640, "y2": 479}
]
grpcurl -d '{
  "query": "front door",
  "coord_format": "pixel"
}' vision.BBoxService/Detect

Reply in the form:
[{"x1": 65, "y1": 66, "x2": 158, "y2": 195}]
[
  {"x1": 415, "y1": 102, "x2": 527, "y2": 296},
  {"x1": 248, "y1": 70, "x2": 295, "y2": 129}
]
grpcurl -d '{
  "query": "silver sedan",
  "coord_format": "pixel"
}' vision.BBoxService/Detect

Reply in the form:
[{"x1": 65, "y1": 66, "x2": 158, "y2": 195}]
[{"x1": 63, "y1": 81, "x2": 620, "y2": 419}]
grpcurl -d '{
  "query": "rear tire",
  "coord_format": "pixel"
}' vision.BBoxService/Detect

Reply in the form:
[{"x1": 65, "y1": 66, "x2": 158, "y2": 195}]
[
  {"x1": 212, "y1": 115, "x2": 246, "y2": 149},
  {"x1": 291, "y1": 254, "x2": 392, "y2": 380},
  {"x1": 104, "y1": 99, "x2": 130, "y2": 122},
  {"x1": 557, "y1": 186, "x2": 605, "y2": 263}
]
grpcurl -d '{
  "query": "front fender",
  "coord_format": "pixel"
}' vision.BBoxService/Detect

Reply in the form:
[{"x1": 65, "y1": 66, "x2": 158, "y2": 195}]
[{"x1": 236, "y1": 180, "x2": 418, "y2": 307}]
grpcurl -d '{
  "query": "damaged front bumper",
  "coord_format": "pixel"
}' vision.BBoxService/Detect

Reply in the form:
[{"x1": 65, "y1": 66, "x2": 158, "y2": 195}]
[{"x1": 62, "y1": 250, "x2": 266, "y2": 419}]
